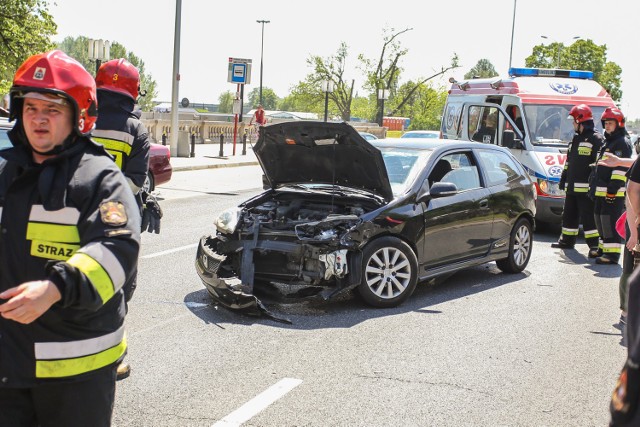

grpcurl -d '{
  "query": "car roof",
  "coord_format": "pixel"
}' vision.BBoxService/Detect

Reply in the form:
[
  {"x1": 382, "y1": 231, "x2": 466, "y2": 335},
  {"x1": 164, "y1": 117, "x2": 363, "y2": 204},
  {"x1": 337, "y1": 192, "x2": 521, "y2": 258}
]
[{"x1": 372, "y1": 137, "x2": 505, "y2": 152}]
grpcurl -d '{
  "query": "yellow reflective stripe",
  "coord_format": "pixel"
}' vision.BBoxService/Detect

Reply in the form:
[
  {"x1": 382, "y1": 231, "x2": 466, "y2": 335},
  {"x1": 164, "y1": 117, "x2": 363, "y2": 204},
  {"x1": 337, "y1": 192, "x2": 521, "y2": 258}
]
[
  {"x1": 67, "y1": 252, "x2": 115, "y2": 303},
  {"x1": 26, "y1": 223, "x2": 79, "y2": 243},
  {"x1": 93, "y1": 137, "x2": 131, "y2": 169},
  {"x1": 584, "y1": 229, "x2": 599, "y2": 239},
  {"x1": 92, "y1": 137, "x2": 132, "y2": 156},
  {"x1": 30, "y1": 240, "x2": 80, "y2": 261},
  {"x1": 79, "y1": 242, "x2": 126, "y2": 292},
  {"x1": 92, "y1": 129, "x2": 134, "y2": 145},
  {"x1": 602, "y1": 246, "x2": 622, "y2": 254},
  {"x1": 29, "y1": 206, "x2": 80, "y2": 225},
  {"x1": 35, "y1": 326, "x2": 125, "y2": 359},
  {"x1": 36, "y1": 336, "x2": 127, "y2": 378},
  {"x1": 611, "y1": 175, "x2": 627, "y2": 182},
  {"x1": 562, "y1": 227, "x2": 579, "y2": 236},
  {"x1": 574, "y1": 188, "x2": 588, "y2": 193}
]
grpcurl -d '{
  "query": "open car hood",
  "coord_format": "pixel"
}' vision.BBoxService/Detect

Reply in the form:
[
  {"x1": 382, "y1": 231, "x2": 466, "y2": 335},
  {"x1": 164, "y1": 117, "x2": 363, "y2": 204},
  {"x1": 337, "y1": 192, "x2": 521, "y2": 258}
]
[{"x1": 255, "y1": 121, "x2": 393, "y2": 202}]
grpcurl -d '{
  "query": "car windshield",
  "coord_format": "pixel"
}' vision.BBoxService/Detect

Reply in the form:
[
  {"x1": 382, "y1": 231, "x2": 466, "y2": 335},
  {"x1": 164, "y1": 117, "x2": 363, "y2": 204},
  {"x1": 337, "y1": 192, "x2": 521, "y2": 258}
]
[
  {"x1": 401, "y1": 131, "x2": 439, "y2": 139},
  {"x1": 523, "y1": 103, "x2": 607, "y2": 146},
  {"x1": 0, "y1": 128, "x2": 11, "y2": 150},
  {"x1": 378, "y1": 147, "x2": 432, "y2": 196}
]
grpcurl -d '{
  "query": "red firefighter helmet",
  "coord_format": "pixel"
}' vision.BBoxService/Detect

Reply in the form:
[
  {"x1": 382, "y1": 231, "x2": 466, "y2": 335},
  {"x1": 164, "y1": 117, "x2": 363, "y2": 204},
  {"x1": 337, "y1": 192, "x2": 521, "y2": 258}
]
[
  {"x1": 9, "y1": 50, "x2": 97, "y2": 135},
  {"x1": 601, "y1": 107, "x2": 625, "y2": 128},
  {"x1": 95, "y1": 58, "x2": 140, "y2": 101},
  {"x1": 568, "y1": 104, "x2": 593, "y2": 123}
]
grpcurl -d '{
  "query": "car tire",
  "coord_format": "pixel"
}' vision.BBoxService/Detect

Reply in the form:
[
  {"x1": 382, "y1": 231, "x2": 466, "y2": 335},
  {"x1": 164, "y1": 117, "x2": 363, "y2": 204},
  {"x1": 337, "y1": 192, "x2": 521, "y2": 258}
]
[
  {"x1": 496, "y1": 217, "x2": 532, "y2": 273},
  {"x1": 358, "y1": 236, "x2": 418, "y2": 308},
  {"x1": 143, "y1": 171, "x2": 155, "y2": 193}
]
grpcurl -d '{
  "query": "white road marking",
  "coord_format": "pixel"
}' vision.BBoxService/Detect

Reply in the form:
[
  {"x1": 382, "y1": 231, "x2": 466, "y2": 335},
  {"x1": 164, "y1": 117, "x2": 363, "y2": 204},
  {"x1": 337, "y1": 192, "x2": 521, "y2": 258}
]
[
  {"x1": 141, "y1": 243, "x2": 198, "y2": 259},
  {"x1": 212, "y1": 378, "x2": 303, "y2": 427}
]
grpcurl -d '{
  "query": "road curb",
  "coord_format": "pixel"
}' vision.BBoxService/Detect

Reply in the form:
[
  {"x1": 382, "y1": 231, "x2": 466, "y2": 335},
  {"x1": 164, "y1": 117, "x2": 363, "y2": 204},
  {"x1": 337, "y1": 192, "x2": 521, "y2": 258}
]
[{"x1": 172, "y1": 161, "x2": 260, "y2": 172}]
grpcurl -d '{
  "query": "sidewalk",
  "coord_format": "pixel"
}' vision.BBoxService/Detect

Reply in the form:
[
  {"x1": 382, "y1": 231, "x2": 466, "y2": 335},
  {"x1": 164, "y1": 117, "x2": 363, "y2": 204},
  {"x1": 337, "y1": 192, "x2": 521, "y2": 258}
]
[{"x1": 169, "y1": 141, "x2": 259, "y2": 172}]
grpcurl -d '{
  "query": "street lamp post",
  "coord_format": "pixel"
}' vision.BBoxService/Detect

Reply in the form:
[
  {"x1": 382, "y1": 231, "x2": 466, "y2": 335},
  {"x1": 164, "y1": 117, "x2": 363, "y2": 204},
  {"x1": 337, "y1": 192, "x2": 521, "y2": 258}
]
[
  {"x1": 87, "y1": 39, "x2": 111, "y2": 74},
  {"x1": 256, "y1": 20, "x2": 270, "y2": 106},
  {"x1": 377, "y1": 88, "x2": 388, "y2": 127},
  {"x1": 508, "y1": 0, "x2": 517, "y2": 70},
  {"x1": 540, "y1": 35, "x2": 580, "y2": 68},
  {"x1": 322, "y1": 80, "x2": 334, "y2": 122}
]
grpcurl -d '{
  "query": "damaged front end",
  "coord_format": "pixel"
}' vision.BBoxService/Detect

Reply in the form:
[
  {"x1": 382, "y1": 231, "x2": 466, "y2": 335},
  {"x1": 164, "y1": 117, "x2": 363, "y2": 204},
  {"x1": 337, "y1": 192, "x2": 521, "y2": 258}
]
[{"x1": 195, "y1": 194, "x2": 380, "y2": 317}]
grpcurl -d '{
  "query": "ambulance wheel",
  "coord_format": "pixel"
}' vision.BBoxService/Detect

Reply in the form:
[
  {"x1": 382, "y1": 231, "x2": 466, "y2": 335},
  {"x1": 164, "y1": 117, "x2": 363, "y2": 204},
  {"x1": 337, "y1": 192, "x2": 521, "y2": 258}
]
[{"x1": 496, "y1": 218, "x2": 532, "y2": 273}]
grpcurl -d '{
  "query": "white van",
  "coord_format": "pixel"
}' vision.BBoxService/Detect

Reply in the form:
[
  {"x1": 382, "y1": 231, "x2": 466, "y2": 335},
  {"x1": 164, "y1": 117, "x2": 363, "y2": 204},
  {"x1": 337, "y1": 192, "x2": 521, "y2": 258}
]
[{"x1": 440, "y1": 67, "x2": 617, "y2": 224}]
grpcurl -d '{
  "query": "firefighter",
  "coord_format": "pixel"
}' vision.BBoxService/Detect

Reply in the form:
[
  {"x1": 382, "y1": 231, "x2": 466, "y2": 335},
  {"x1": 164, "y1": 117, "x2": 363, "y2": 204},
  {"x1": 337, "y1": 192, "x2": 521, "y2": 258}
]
[
  {"x1": 93, "y1": 58, "x2": 161, "y2": 380},
  {"x1": 551, "y1": 104, "x2": 603, "y2": 253},
  {"x1": 0, "y1": 50, "x2": 140, "y2": 426},
  {"x1": 590, "y1": 107, "x2": 632, "y2": 264},
  {"x1": 610, "y1": 266, "x2": 640, "y2": 426}
]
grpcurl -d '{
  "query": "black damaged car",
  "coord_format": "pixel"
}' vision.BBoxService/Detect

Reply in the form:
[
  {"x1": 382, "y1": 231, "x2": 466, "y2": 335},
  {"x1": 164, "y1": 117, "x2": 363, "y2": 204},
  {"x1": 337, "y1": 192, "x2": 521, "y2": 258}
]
[{"x1": 195, "y1": 122, "x2": 536, "y2": 316}]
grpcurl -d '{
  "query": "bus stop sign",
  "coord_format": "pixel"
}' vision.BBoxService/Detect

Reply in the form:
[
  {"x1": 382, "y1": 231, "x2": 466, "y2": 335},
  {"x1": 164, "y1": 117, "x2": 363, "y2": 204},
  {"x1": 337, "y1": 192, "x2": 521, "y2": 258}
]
[{"x1": 228, "y1": 57, "x2": 252, "y2": 84}]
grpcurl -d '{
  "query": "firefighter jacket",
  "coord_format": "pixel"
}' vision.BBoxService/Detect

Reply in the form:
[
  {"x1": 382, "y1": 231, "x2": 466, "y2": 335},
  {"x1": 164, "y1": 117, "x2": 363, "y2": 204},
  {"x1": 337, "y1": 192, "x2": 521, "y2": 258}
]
[
  {"x1": 590, "y1": 127, "x2": 632, "y2": 199},
  {"x1": 560, "y1": 122, "x2": 603, "y2": 195},
  {"x1": 93, "y1": 90, "x2": 150, "y2": 195},
  {"x1": 0, "y1": 128, "x2": 140, "y2": 387}
]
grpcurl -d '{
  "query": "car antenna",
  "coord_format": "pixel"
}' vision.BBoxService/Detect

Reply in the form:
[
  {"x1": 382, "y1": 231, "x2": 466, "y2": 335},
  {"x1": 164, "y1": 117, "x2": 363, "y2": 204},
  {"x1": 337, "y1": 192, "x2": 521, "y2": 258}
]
[{"x1": 331, "y1": 133, "x2": 338, "y2": 213}]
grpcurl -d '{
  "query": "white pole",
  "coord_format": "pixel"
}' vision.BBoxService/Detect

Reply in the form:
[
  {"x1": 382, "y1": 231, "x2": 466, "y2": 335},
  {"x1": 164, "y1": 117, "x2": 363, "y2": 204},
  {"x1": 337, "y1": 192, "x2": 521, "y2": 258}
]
[
  {"x1": 508, "y1": 0, "x2": 517, "y2": 70},
  {"x1": 170, "y1": 0, "x2": 182, "y2": 157}
]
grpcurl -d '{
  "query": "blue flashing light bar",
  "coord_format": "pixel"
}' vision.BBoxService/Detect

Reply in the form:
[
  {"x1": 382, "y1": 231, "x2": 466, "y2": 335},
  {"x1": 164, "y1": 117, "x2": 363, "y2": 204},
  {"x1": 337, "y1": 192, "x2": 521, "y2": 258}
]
[{"x1": 508, "y1": 67, "x2": 594, "y2": 80}]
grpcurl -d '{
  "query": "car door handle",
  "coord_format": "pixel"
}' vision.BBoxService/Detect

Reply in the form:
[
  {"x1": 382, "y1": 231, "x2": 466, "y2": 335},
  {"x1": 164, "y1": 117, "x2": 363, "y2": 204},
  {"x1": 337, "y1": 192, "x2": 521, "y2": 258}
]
[{"x1": 479, "y1": 199, "x2": 489, "y2": 209}]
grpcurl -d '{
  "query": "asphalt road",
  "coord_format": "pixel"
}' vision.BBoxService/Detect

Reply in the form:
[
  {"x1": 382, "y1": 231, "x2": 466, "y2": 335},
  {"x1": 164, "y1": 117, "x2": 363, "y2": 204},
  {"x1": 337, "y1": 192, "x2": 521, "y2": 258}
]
[{"x1": 112, "y1": 167, "x2": 627, "y2": 427}]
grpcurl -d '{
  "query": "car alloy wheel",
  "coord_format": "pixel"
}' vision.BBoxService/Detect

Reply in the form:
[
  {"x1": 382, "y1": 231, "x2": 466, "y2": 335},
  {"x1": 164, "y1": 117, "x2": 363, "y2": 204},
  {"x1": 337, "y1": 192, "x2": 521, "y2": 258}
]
[
  {"x1": 496, "y1": 217, "x2": 532, "y2": 273},
  {"x1": 142, "y1": 171, "x2": 155, "y2": 193},
  {"x1": 358, "y1": 236, "x2": 418, "y2": 308}
]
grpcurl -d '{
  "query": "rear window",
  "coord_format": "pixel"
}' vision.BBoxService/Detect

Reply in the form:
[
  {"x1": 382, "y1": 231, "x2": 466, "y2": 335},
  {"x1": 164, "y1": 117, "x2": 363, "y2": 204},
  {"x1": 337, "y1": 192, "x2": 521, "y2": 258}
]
[{"x1": 476, "y1": 149, "x2": 522, "y2": 186}]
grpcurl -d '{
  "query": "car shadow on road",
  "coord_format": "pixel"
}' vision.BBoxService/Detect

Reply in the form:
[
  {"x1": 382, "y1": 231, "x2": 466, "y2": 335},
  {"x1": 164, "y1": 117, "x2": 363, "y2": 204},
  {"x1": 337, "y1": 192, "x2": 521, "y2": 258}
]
[{"x1": 183, "y1": 263, "x2": 530, "y2": 330}]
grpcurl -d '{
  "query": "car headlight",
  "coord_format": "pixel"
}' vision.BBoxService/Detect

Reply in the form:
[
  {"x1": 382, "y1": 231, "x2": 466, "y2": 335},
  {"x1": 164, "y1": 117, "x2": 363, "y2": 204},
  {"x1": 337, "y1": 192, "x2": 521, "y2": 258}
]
[
  {"x1": 214, "y1": 207, "x2": 242, "y2": 234},
  {"x1": 537, "y1": 179, "x2": 565, "y2": 197}
]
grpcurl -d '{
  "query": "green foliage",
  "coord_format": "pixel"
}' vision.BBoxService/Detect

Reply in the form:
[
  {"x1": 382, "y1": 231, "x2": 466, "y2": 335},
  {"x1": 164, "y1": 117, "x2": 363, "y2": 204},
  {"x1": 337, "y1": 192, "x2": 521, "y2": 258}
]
[
  {"x1": 217, "y1": 91, "x2": 234, "y2": 113},
  {"x1": 0, "y1": 0, "x2": 57, "y2": 94},
  {"x1": 391, "y1": 82, "x2": 447, "y2": 130},
  {"x1": 57, "y1": 37, "x2": 158, "y2": 111},
  {"x1": 464, "y1": 59, "x2": 498, "y2": 79},
  {"x1": 302, "y1": 42, "x2": 355, "y2": 121},
  {"x1": 525, "y1": 39, "x2": 622, "y2": 101},
  {"x1": 246, "y1": 87, "x2": 279, "y2": 110},
  {"x1": 350, "y1": 96, "x2": 378, "y2": 123},
  {"x1": 279, "y1": 81, "x2": 325, "y2": 116}
]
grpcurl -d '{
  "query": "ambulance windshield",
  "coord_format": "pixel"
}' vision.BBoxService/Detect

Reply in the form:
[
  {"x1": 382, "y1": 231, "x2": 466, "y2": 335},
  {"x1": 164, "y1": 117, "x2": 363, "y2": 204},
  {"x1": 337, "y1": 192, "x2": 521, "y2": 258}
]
[{"x1": 524, "y1": 104, "x2": 607, "y2": 146}]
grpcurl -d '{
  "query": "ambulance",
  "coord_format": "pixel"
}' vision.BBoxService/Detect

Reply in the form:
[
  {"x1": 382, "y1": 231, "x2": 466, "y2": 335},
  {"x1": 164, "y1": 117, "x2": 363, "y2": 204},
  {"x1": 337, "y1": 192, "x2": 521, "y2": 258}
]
[{"x1": 440, "y1": 67, "x2": 617, "y2": 224}]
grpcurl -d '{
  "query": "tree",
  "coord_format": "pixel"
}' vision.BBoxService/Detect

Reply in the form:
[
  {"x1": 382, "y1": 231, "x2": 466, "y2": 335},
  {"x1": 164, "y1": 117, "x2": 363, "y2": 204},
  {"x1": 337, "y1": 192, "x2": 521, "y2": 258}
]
[
  {"x1": 391, "y1": 82, "x2": 447, "y2": 130},
  {"x1": 217, "y1": 91, "x2": 234, "y2": 113},
  {"x1": 359, "y1": 28, "x2": 458, "y2": 122},
  {"x1": 294, "y1": 28, "x2": 459, "y2": 122},
  {"x1": 464, "y1": 59, "x2": 498, "y2": 79},
  {"x1": 525, "y1": 39, "x2": 623, "y2": 101},
  {"x1": 57, "y1": 36, "x2": 158, "y2": 111},
  {"x1": 246, "y1": 87, "x2": 279, "y2": 110},
  {"x1": 0, "y1": 0, "x2": 57, "y2": 94}
]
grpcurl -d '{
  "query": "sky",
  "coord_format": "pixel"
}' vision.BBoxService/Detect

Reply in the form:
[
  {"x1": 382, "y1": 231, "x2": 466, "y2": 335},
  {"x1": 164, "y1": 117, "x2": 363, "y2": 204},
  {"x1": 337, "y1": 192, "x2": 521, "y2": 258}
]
[{"x1": 50, "y1": 0, "x2": 640, "y2": 118}]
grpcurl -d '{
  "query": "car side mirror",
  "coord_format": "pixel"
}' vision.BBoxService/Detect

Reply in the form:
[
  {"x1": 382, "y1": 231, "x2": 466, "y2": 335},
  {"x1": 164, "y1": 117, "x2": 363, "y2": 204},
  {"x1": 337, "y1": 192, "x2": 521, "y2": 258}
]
[
  {"x1": 418, "y1": 182, "x2": 458, "y2": 203},
  {"x1": 502, "y1": 129, "x2": 524, "y2": 150}
]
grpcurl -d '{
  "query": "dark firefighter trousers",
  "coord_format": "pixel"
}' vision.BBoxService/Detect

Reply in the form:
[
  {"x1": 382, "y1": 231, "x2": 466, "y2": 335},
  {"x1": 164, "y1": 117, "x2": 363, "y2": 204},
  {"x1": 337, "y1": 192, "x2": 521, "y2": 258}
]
[
  {"x1": 560, "y1": 193, "x2": 599, "y2": 248},
  {"x1": 0, "y1": 365, "x2": 117, "y2": 427},
  {"x1": 594, "y1": 197, "x2": 625, "y2": 263}
]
